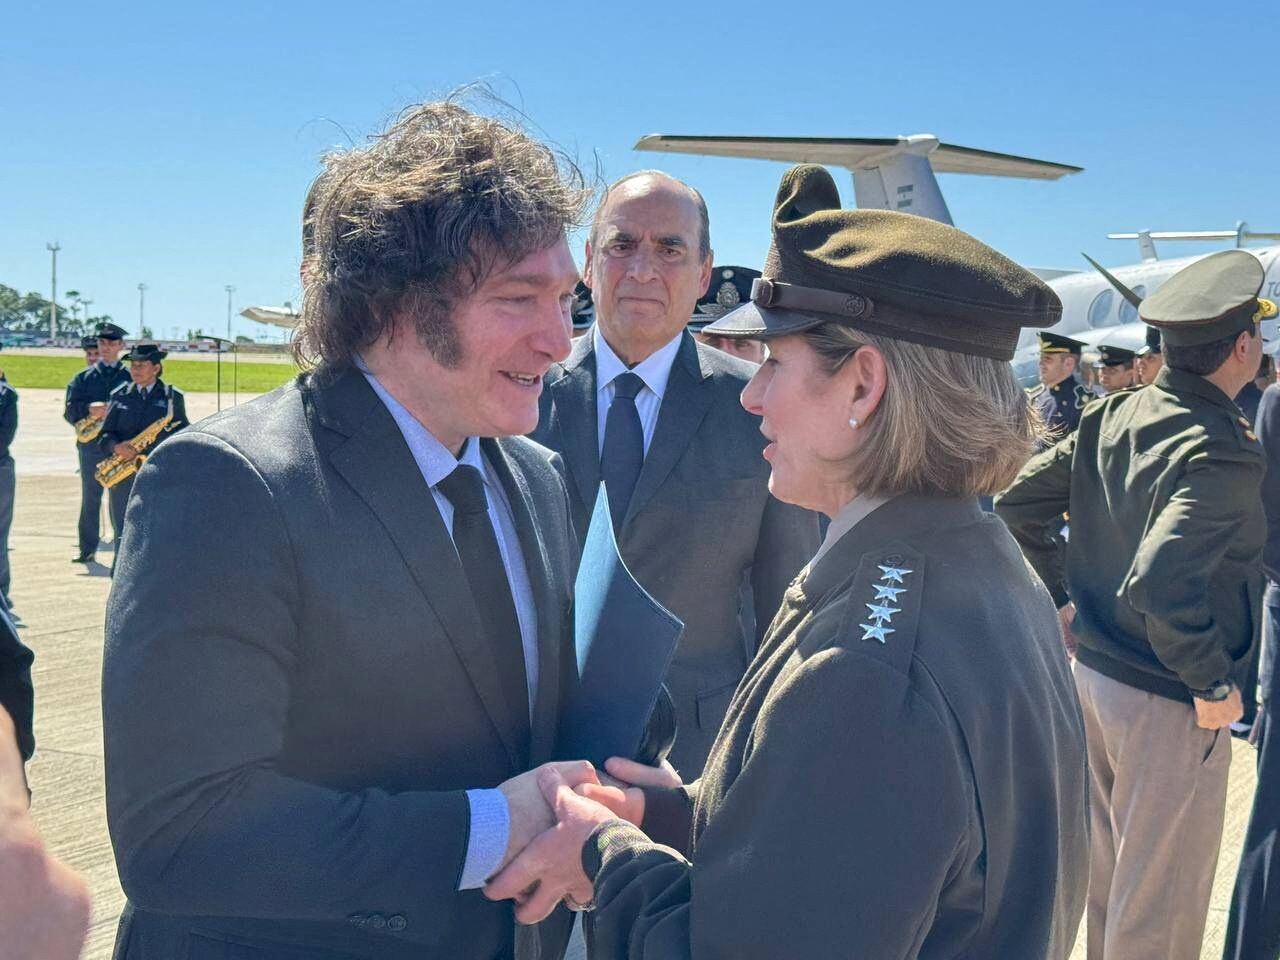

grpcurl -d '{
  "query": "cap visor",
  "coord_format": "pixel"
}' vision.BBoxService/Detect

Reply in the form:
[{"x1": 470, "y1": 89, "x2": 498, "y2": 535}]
[{"x1": 702, "y1": 301, "x2": 828, "y2": 340}]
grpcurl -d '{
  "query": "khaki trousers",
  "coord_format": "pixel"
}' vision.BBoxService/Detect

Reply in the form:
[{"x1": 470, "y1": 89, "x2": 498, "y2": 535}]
[{"x1": 1075, "y1": 662, "x2": 1232, "y2": 960}]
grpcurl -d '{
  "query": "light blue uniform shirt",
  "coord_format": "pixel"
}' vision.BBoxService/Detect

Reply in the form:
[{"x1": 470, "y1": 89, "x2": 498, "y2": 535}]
[{"x1": 361, "y1": 368, "x2": 539, "y2": 890}]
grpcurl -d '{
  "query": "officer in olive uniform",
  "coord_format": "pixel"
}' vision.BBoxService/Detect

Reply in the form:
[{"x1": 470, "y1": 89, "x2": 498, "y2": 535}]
[
  {"x1": 1028, "y1": 331, "x2": 1091, "y2": 447},
  {"x1": 515, "y1": 165, "x2": 1088, "y2": 960},
  {"x1": 1092, "y1": 342, "x2": 1137, "y2": 394},
  {"x1": 997, "y1": 249, "x2": 1269, "y2": 960},
  {"x1": 64, "y1": 322, "x2": 131, "y2": 563},
  {"x1": 688, "y1": 266, "x2": 765, "y2": 365},
  {"x1": 99, "y1": 344, "x2": 189, "y2": 543}
]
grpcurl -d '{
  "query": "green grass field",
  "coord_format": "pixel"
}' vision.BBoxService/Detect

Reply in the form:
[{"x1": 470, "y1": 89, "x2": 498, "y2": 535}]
[{"x1": 0, "y1": 355, "x2": 299, "y2": 393}]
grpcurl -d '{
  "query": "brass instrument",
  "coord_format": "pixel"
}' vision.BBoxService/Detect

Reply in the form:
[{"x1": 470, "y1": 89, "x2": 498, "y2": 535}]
[
  {"x1": 95, "y1": 409, "x2": 178, "y2": 489},
  {"x1": 74, "y1": 402, "x2": 108, "y2": 444}
]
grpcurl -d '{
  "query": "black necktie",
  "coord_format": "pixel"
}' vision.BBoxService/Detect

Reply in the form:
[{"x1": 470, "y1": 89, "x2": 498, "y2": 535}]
[
  {"x1": 601, "y1": 372, "x2": 645, "y2": 531},
  {"x1": 436, "y1": 464, "x2": 529, "y2": 754}
]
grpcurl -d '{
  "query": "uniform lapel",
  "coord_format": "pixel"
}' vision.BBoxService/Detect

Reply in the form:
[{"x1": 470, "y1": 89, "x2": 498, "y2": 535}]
[
  {"x1": 623, "y1": 333, "x2": 714, "y2": 525},
  {"x1": 310, "y1": 368, "x2": 526, "y2": 769},
  {"x1": 482, "y1": 437, "x2": 561, "y2": 766},
  {"x1": 547, "y1": 335, "x2": 600, "y2": 510}
]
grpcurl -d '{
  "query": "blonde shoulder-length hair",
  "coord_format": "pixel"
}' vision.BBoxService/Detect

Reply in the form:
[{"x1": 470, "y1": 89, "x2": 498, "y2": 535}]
[{"x1": 803, "y1": 323, "x2": 1046, "y2": 498}]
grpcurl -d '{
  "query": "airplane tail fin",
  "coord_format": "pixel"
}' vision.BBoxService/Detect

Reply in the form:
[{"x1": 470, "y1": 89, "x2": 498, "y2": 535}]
[
  {"x1": 633, "y1": 133, "x2": 1081, "y2": 226},
  {"x1": 1108, "y1": 222, "x2": 1280, "y2": 259}
]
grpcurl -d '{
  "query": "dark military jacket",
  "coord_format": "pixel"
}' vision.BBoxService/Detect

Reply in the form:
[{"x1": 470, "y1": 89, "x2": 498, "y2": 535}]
[
  {"x1": 100, "y1": 380, "x2": 190, "y2": 453},
  {"x1": 0, "y1": 380, "x2": 16, "y2": 460},
  {"x1": 1028, "y1": 374, "x2": 1091, "y2": 448},
  {"x1": 64, "y1": 360, "x2": 131, "y2": 426},
  {"x1": 584, "y1": 496, "x2": 1088, "y2": 960},
  {"x1": 996, "y1": 366, "x2": 1265, "y2": 700},
  {"x1": 0, "y1": 610, "x2": 33, "y2": 761}
]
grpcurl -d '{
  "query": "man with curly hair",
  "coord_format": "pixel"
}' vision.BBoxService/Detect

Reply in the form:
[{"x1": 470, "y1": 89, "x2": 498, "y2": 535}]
[{"x1": 102, "y1": 100, "x2": 596, "y2": 960}]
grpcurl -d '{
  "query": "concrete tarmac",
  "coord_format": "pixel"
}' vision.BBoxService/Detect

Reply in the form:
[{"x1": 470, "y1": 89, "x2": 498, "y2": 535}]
[{"x1": 9, "y1": 387, "x2": 1260, "y2": 960}]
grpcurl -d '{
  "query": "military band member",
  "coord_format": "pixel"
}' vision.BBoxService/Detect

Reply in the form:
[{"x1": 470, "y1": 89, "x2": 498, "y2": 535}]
[
  {"x1": 81, "y1": 335, "x2": 99, "y2": 366},
  {"x1": 688, "y1": 266, "x2": 765, "y2": 365},
  {"x1": 0, "y1": 373, "x2": 16, "y2": 611},
  {"x1": 1093, "y1": 342, "x2": 1137, "y2": 393},
  {"x1": 98, "y1": 344, "x2": 189, "y2": 543},
  {"x1": 997, "y1": 249, "x2": 1269, "y2": 960},
  {"x1": 1028, "y1": 331, "x2": 1091, "y2": 447},
  {"x1": 1135, "y1": 325, "x2": 1163, "y2": 385},
  {"x1": 63, "y1": 322, "x2": 130, "y2": 563}
]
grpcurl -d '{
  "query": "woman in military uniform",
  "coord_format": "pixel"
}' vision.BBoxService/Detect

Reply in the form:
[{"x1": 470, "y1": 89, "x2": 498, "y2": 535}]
[{"x1": 486, "y1": 165, "x2": 1090, "y2": 959}]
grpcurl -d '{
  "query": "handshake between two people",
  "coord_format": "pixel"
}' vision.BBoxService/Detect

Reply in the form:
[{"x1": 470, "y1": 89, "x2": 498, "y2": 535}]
[{"x1": 484, "y1": 756, "x2": 681, "y2": 923}]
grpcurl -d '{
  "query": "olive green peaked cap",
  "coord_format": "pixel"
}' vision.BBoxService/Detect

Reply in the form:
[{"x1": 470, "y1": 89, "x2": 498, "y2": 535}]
[
  {"x1": 1140, "y1": 249, "x2": 1276, "y2": 347},
  {"x1": 705, "y1": 164, "x2": 1061, "y2": 359}
]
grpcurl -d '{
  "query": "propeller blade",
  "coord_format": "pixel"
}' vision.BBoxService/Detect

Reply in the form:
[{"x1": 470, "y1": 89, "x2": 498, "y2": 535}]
[{"x1": 1082, "y1": 253, "x2": 1143, "y2": 309}]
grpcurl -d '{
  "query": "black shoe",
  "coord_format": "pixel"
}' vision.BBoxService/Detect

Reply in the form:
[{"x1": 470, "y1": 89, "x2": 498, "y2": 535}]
[{"x1": 72, "y1": 553, "x2": 95, "y2": 564}]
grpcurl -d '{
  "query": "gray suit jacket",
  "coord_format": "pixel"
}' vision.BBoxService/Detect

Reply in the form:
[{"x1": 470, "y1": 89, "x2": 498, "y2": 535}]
[
  {"x1": 531, "y1": 332, "x2": 820, "y2": 774},
  {"x1": 103, "y1": 367, "x2": 576, "y2": 960}
]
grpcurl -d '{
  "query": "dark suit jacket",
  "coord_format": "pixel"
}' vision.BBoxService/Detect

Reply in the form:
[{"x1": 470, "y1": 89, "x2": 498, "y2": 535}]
[
  {"x1": 103, "y1": 366, "x2": 576, "y2": 960},
  {"x1": 0, "y1": 610, "x2": 33, "y2": 761},
  {"x1": 531, "y1": 332, "x2": 820, "y2": 774}
]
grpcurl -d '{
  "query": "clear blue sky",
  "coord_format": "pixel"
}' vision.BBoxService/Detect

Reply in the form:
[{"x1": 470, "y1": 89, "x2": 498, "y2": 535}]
[{"x1": 3, "y1": 0, "x2": 1276, "y2": 341}]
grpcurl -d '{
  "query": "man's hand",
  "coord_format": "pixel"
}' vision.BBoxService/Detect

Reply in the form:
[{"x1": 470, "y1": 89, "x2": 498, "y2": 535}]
[
  {"x1": 1057, "y1": 602, "x2": 1078, "y2": 657},
  {"x1": 485, "y1": 765, "x2": 620, "y2": 923},
  {"x1": 576, "y1": 756, "x2": 682, "y2": 826},
  {"x1": 496, "y1": 760, "x2": 598, "y2": 872},
  {"x1": 1194, "y1": 688, "x2": 1244, "y2": 730},
  {"x1": 113, "y1": 442, "x2": 137, "y2": 460},
  {"x1": 0, "y1": 710, "x2": 91, "y2": 959},
  {"x1": 89, "y1": 403, "x2": 108, "y2": 421}
]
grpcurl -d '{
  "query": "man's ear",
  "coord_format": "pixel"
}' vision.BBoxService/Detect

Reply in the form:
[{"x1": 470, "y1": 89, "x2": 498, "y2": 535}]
[{"x1": 583, "y1": 241, "x2": 596, "y2": 290}]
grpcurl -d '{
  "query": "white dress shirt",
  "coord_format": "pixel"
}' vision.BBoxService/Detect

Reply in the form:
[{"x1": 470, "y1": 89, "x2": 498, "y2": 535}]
[{"x1": 593, "y1": 325, "x2": 685, "y2": 457}]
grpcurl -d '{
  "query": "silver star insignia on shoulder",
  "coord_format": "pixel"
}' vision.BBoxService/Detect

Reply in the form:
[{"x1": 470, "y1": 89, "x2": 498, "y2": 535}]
[
  {"x1": 877, "y1": 564, "x2": 913, "y2": 584},
  {"x1": 873, "y1": 584, "x2": 905, "y2": 601},
  {"x1": 860, "y1": 622, "x2": 895, "y2": 643},
  {"x1": 865, "y1": 602, "x2": 900, "y2": 623}
]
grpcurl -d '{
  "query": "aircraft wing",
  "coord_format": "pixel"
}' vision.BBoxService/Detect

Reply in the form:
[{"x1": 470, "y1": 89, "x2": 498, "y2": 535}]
[
  {"x1": 634, "y1": 135, "x2": 1082, "y2": 181},
  {"x1": 240, "y1": 306, "x2": 299, "y2": 329}
]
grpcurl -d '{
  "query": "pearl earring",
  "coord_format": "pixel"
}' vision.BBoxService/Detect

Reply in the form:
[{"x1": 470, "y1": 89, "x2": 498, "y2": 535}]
[{"x1": 849, "y1": 417, "x2": 860, "y2": 430}]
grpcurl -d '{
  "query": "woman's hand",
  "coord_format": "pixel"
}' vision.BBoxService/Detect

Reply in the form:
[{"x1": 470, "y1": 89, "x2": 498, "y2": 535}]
[
  {"x1": 576, "y1": 756, "x2": 682, "y2": 827},
  {"x1": 484, "y1": 766, "x2": 620, "y2": 923}
]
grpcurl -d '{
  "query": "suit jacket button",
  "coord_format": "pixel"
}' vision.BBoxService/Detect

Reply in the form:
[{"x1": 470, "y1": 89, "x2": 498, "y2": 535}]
[
  {"x1": 388, "y1": 915, "x2": 407, "y2": 932},
  {"x1": 368, "y1": 914, "x2": 387, "y2": 930}
]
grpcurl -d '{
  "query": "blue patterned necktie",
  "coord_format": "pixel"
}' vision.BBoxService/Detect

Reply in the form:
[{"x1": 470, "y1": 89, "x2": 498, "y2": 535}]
[{"x1": 601, "y1": 372, "x2": 646, "y2": 532}]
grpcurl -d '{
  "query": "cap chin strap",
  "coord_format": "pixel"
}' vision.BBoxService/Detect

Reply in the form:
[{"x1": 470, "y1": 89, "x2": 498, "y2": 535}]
[{"x1": 752, "y1": 278, "x2": 876, "y2": 322}]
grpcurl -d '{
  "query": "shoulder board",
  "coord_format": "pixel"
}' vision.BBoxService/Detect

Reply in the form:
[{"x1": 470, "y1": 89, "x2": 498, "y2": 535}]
[
  {"x1": 109, "y1": 382, "x2": 132, "y2": 396},
  {"x1": 827, "y1": 541, "x2": 926, "y2": 676}
]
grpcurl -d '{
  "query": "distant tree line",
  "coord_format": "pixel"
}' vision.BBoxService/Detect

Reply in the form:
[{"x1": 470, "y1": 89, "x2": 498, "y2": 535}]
[{"x1": 0, "y1": 282, "x2": 112, "y2": 336}]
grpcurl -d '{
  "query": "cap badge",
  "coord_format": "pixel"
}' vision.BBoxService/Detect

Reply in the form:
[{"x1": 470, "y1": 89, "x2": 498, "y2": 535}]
[{"x1": 715, "y1": 280, "x2": 741, "y2": 310}]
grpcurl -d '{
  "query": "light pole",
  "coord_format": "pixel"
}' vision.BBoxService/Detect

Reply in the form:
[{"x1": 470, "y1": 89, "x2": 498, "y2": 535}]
[
  {"x1": 137, "y1": 283, "x2": 147, "y2": 335},
  {"x1": 46, "y1": 242, "x2": 61, "y2": 341},
  {"x1": 224, "y1": 285, "x2": 235, "y2": 342}
]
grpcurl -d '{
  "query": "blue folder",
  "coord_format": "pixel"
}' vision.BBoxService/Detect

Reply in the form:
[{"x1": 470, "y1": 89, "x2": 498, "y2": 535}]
[{"x1": 558, "y1": 485, "x2": 684, "y2": 767}]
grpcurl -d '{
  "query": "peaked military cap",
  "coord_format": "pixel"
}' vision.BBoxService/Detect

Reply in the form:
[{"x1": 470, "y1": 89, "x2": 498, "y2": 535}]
[
  {"x1": 1136, "y1": 325, "x2": 1162, "y2": 357},
  {"x1": 704, "y1": 165, "x2": 1061, "y2": 360},
  {"x1": 1092, "y1": 344, "x2": 1136, "y2": 367},
  {"x1": 690, "y1": 266, "x2": 762, "y2": 331},
  {"x1": 80, "y1": 335, "x2": 99, "y2": 351},
  {"x1": 1038, "y1": 331, "x2": 1085, "y2": 356},
  {"x1": 1140, "y1": 249, "x2": 1276, "y2": 347},
  {"x1": 94, "y1": 322, "x2": 128, "y2": 340},
  {"x1": 123, "y1": 343, "x2": 167, "y2": 363},
  {"x1": 570, "y1": 280, "x2": 595, "y2": 332}
]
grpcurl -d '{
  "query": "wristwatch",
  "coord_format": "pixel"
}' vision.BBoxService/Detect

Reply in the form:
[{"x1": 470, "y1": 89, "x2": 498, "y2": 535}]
[{"x1": 1188, "y1": 679, "x2": 1235, "y2": 702}]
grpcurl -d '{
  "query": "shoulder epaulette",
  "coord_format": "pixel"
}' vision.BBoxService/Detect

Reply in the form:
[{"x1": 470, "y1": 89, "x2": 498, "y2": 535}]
[
  {"x1": 835, "y1": 542, "x2": 926, "y2": 675},
  {"x1": 109, "y1": 381, "x2": 132, "y2": 397}
]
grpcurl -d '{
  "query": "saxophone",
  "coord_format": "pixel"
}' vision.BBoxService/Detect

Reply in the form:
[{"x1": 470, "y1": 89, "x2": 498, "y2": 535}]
[
  {"x1": 74, "y1": 402, "x2": 109, "y2": 443},
  {"x1": 95, "y1": 408, "x2": 178, "y2": 489}
]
